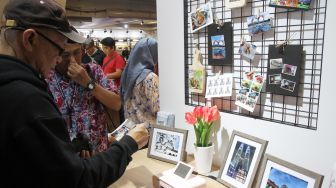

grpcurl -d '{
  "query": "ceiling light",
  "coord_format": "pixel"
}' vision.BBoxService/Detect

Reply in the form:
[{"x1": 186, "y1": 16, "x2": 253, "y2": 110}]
[{"x1": 124, "y1": 24, "x2": 128, "y2": 29}]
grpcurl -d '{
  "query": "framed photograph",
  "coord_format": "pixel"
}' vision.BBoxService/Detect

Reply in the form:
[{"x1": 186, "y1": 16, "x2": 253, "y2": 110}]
[
  {"x1": 217, "y1": 130, "x2": 268, "y2": 188},
  {"x1": 225, "y1": 0, "x2": 247, "y2": 9},
  {"x1": 269, "y1": 0, "x2": 312, "y2": 10},
  {"x1": 190, "y1": 3, "x2": 213, "y2": 33},
  {"x1": 148, "y1": 125, "x2": 188, "y2": 164},
  {"x1": 208, "y1": 22, "x2": 233, "y2": 65},
  {"x1": 256, "y1": 154, "x2": 323, "y2": 188}
]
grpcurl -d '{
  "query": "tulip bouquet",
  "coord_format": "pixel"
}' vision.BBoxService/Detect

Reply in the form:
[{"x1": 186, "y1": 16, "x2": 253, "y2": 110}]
[{"x1": 185, "y1": 106, "x2": 220, "y2": 147}]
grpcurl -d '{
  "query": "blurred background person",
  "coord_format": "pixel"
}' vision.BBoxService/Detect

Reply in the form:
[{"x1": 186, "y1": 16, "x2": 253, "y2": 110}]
[
  {"x1": 121, "y1": 46, "x2": 130, "y2": 61},
  {"x1": 120, "y1": 38, "x2": 159, "y2": 126},
  {"x1": 82, "y1": 38, "x2": 105, "y2": 66},
  {"x1": 101, "y1": 37, "x2": 126, "y2": 89}
]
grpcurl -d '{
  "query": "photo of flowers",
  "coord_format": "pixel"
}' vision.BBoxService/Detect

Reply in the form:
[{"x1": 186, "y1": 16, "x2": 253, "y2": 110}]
[
  {"x1": 256, "y1": 154, "x2": 323, "y2": 188},
  {"x1": 148, "y1": 125, "x2": 188, "y2": 164},
  {"x1": 190, "y1": 3, "x2": 213, "y2": 33},
  {"x1": 269, "y1": 0, "x2": 312, "y2": 10},
  {"x1": 217, "y1": 130, "x2": 268, "y2": 188}
]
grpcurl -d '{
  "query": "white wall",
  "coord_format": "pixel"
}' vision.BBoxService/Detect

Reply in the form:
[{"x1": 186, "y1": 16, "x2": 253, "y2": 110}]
[{"x1": 157, "y1": 0, "x2": 336, "y2": 187}]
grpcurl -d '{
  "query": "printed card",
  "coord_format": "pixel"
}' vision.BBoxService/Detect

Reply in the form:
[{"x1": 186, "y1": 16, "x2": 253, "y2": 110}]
[{"x1": 205, "y1": 73, "x2": 233, "y2": 98}]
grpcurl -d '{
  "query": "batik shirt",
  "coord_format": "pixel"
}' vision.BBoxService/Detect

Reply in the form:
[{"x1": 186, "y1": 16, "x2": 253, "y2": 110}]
[
  {"x1": 47, "y1": 63, "x2": 118, "y2": 152},
  {"x1": 124, "y1": 72, "x2": 160, "y2": 125}
]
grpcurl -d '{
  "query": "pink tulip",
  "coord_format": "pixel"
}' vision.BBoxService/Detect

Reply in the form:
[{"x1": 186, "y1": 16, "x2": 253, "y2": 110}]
[
  {"x1": 193, "y1": 106, "x2": 203, "y2": 119},
  {"x1": 185, "y1": 112, "x2": 197, "y2": 125}
]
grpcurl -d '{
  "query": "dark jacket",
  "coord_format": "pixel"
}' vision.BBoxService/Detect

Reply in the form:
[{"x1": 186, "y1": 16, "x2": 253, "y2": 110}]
[
  {"x1": 0, "y1": 55, "x2": 138, "y2": 188},
  {"x1": 82, "y1": 49, "x2": 106, "y2": 66}
]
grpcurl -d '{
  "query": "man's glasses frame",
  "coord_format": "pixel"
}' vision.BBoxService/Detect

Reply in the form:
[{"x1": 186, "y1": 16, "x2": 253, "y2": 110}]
[{"x1": 9, "y1": 27, "x2": 65, "y2": 56}]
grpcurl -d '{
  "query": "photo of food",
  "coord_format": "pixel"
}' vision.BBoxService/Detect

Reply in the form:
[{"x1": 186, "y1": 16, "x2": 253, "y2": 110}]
[
  {"x1": 270, "y1": 58, "x2": 283, "y2": 69},
  {"x1": 269, "y1": 0, "x2": 312, "y2": 10},
  {"x1": 266, "y1": 167, "x2": 308, "y2": 188},
  {"x1": 269, "y1": 74, "x2": 282, "y2": 84},
  {"x1": 190, "y1": 3, "x2": 213, "y2": 33},
  {"x1": 280, "y1": 79, "x2": 296, "y2": 92}
]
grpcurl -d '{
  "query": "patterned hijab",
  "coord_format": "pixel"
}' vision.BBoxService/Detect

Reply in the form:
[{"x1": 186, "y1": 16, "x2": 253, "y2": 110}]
[{"x1": 120, "y1": 38, "x2": 158, "y2": 102}]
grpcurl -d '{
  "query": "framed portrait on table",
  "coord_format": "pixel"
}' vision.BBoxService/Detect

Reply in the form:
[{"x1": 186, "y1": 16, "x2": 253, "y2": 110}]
[
  {"x1": 217, "y1": 130, "x2": 268, "y2": 188},
  {"x1": 148, "y1": 125, "x2": 188, "y2": 164},
  {"x1": 255, "y1": 154, "x2": 323, "y2": 188}
]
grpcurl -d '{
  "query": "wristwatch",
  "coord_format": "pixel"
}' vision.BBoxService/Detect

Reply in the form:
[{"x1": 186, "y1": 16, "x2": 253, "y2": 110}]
[{"x1": 86, "y1": 79, "x2": 96, "y2": 91}]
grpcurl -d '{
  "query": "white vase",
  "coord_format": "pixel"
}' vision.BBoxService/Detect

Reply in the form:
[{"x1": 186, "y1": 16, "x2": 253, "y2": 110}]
[{"x1": 193, "y1": 144, "x2": 215, "y2": 174}]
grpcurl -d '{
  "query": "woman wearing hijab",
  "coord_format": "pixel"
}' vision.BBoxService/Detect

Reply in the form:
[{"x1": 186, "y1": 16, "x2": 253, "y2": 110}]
[{"x1": 120, "y1": 38, "x2": 159, "y2": 125}]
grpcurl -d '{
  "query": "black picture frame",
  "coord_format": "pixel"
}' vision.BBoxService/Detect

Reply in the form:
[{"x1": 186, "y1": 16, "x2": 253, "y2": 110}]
[{"x1": 208, "y1": 22, "x2": 233, "y2": 66}]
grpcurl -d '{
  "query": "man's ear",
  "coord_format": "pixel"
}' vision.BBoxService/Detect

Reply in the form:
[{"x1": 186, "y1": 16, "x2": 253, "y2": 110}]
[{"x1": 21, "y1": 29, "x2": 37, "y2": 52}]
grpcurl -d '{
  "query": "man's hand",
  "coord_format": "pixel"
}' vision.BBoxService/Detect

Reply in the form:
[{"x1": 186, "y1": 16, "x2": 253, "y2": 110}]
[
  {"x1": 67, "y1": 63, "x2": 91, "y2": 87},
  {"x1": 127, "y1": 123, "x2": 149, "y2": 149}
]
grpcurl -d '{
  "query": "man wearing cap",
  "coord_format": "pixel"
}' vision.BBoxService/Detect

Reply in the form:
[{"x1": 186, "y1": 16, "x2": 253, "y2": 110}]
[
  {"x1": 82, "y1": 38, "x2": 106, "y2": 66},
  {"x1": 0, "y1": 0, "x2": 148, "y2": 187}
]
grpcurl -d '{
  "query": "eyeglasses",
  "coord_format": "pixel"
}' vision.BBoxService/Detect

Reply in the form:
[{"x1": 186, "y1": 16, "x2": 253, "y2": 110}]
[
  {"x1": 34, "y1": 30, "x2": 65, "y2": 56},
  {"x1": 9, "y1": 27, "x2": 65, "y2": 56},
  {"x1": 61, "y1": 49, "x2": 81, "y2": 61}
]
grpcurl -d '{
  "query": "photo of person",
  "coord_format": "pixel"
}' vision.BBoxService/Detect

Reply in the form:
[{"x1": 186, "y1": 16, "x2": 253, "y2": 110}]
[
  {"x1": 282, "y1": 64, "x2": 297, "y2": 76},
  {"x1": 270, "y1": 58, "x2": 283, "y2": 69},
  {"x1": 154, "y1": 132, "x2": 181, "y2": 157},
  {"x1": 226, "y1": 141, "x2": 256, "y2": 184},
  {"x1": 280, "y1": 79, "x2": 296, "y2": 92},
  {"x1": 269, "y1": 74, "x2": 282, "y2": 84},
  {"x1": 239, "y1": 41, "x2": 257, "y2": 60}
]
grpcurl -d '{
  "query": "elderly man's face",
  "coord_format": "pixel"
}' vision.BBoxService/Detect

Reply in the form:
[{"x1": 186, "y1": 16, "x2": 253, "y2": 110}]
[{"x1": 55, "y1": 43, "x2": 82, "y2": 76}]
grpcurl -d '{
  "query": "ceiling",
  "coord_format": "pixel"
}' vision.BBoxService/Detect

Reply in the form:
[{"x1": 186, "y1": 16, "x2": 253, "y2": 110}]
[{"x1": 65, "y1": 0, "x2": 157, "y2": 31}]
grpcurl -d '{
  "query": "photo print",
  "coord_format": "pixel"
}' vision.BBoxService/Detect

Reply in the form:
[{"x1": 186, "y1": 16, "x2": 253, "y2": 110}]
[
  {"x1": 205, "y1": 73, "x2": 233, "y2": 98},
  {"x1": 269, "y1": 0, "x2": 312, "y2": 10},
  {"x1": 148, "y1": 125, "x2": 188, "y2": 164},
  {"x1": 190, "y1": 3, "x2": 213, "y2": 33},
  {"x1": 247, "y1": 11, "x2": 272, "y2": 35},
  {"x1": 208, "y1": 22, "x2": 233, "y2": 65},
  {"x1": 108, "y1": 119, "x2": 135, "y2": 141},
  {"x1": 256, "y1": 154, "x2": 324, "y2": 188},
  {"x1": 269, "y1": 74, "x2": 282, "y2": 84},
  {"x1": 225, "y1": 0, "x2": 247, "y2": 9},
  {"x1": 226, "y1": 141, "x2": 256, "y2": 184},
  {"x1": 239, "y1": 40, "x2": 257, "y2": 60},
  {"x1": 217, "y1": 130, "x2": 268, "y2": 188},
  {"x1": 282, "y1": 64, "x2": 297, "y2": 76},
  {"x1": 270, "y1": 58, "x2": 283, "y2": 69},
  {"x1": 280, "y1": 79, "x2": 296, "y2": 92},
  {"x1": 235, "y1": 71, "x2": 265, "y2": 112}
]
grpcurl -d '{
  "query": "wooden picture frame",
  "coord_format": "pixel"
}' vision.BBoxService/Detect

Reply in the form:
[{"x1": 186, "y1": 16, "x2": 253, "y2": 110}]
[
  {"x1": 256, "y1": 154, "x2": 323, "y2": 188},
  {"x1": 147, "y1": 125, "x2": 188, "y2": 164},
  {"x1": 217, "y1": 130, "x2": 268, "y2": 188}
]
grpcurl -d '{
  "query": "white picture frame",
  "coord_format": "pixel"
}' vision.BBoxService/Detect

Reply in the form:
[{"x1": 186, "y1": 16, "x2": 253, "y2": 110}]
[{"x1": 225, "y1": 0, "x2": 247, "y2": 9}]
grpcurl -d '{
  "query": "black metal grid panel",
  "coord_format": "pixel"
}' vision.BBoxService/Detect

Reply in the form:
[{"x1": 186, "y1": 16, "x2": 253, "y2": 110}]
[{"x1": 184, "y1": 0, "x2": 327, "y2": 130}]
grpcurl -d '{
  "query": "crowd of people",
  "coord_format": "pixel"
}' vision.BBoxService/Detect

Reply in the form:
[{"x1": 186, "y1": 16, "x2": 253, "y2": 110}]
[{"x1": 0, "y1": 0, "x2": 159, "y2": 187}]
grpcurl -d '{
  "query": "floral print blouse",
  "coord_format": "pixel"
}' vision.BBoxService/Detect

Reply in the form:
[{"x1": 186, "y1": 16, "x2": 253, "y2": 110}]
[
  {"x1": 124, "y1": 72, "x2": 160, "y2": 125},
  {"x1": 47, "y1": 63, "x2": 118, "y2": 152}
]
